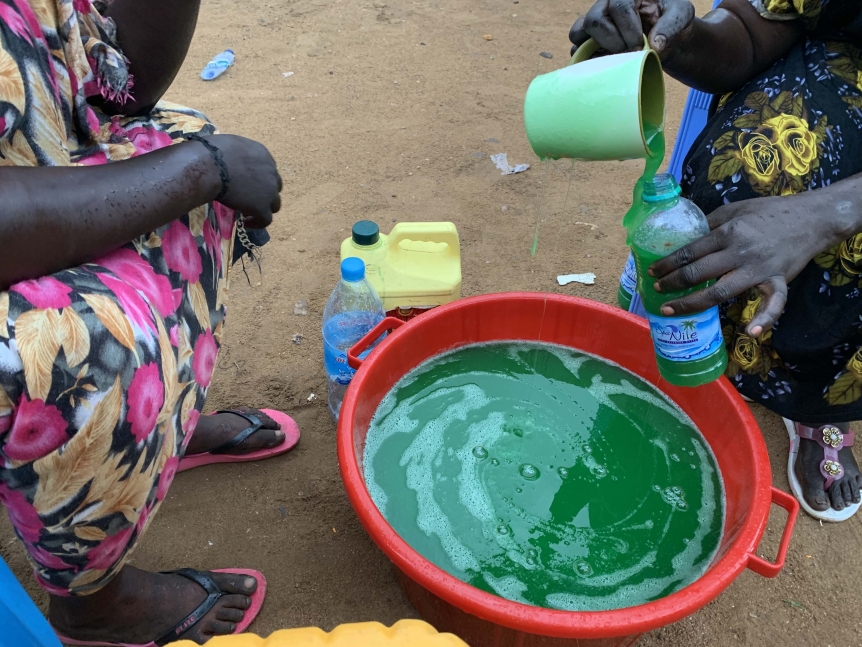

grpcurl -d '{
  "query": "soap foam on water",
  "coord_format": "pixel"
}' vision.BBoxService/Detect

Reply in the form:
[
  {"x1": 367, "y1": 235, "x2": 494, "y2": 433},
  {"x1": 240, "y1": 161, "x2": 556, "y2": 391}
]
[{"x1": 364, "y1": 341, "x2": 724, "y2": 612}]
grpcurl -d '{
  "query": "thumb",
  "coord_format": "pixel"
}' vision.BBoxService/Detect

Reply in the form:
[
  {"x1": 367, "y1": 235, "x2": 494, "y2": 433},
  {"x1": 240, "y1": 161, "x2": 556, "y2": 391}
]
[
  {"x1": 746, "y1": 277, "x2": 788, "y2": 337},
  {"x1": 648, "y1": 1, "x2": 695, "y2": 55}
]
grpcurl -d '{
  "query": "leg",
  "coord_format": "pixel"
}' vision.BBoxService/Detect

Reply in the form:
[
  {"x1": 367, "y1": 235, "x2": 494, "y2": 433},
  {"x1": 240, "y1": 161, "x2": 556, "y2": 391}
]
[{"x1": 0, "y1": 202, "x2": 276, "y2": 643}]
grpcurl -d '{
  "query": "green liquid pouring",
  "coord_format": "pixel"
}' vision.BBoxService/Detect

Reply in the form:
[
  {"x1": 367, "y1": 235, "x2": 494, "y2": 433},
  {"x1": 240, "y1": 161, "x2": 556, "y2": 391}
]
[
  {"x1": 364, "y1": 342, "x2": 724, "y2": 611},
  {"x1": 623, "y1": 126, "x2": 665, "y2": 239}
]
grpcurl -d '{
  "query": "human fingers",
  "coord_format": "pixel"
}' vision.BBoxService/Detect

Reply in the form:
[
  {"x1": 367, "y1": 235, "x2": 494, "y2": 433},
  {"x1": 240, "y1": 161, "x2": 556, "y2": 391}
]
[
  {"x1": 569, "y1": 16, "x2": 589, "y2": 50},
  {"x1": 659, "y1": 270, "x2": 752, "y2": 316},
  {"x1": 649, "y1": 0, "x2": 695, "y2": 54},
  {"x1": 583, "y1": 0, "x2": 630, "y2": 52},
  {"x1": 243, "y1": 210, "x2": 273, "y2": 229},
  {"x1": 745, "y1": 277, "x2": 788, "y2": 337},
  {"x1": 648, "y1": 231, "x2": 726, "y2": 280},
  {"x1": 607, "y1": 0, "x2": 645, "y2": 50},
  {"x1": 654, "y1": 249, "x2": 738, "y2": 293}
]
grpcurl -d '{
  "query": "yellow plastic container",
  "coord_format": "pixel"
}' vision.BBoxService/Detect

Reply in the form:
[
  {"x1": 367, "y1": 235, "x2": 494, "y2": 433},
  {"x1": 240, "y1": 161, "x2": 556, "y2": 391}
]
[
  {"x1": 167, "y1": 620, "x2": 468, "y2": 647},
  {"x1": 340, "y1": 221, "x2": 461, "y2": 316}
]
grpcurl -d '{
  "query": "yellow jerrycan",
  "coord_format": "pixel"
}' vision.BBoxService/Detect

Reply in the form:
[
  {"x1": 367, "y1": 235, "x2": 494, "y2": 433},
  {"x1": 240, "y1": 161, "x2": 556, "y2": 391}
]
[
  {"x1": 340, "y1": 221, "x2": 461, "y2": 320},
  {"x1": 167, "y1": 619, "x2": 469, "y2": 647}
]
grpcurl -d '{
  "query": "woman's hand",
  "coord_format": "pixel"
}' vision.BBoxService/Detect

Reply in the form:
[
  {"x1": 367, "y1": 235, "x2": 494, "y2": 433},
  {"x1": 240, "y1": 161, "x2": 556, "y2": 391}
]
[
  {"x1": 569, "y1": 0, "x2": 695, "y2": 58},
  {"x1": 567, "y1": 1, "x2": 801, "y2": 95},
  {"x1": 206, "y1": 135, "x2": 282, "y2": 230},
  {"x1": 648, "y1": 194, "x2": 836, "y2": 337}
]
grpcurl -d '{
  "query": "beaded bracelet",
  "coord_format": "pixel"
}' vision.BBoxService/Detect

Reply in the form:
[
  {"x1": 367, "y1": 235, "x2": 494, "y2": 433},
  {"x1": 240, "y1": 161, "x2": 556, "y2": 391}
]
[{"x1": 184, "y1": 133, "x2": 230, "y2": 201}]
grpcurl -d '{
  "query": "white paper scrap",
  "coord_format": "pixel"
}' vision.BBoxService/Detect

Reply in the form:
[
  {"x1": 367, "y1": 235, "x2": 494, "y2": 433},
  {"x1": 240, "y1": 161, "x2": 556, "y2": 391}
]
[
  {"x1": 557, "y1": 273, "x2": 596, "y2": 286},
  {"x1": 490, "y1": 152, "x2": 530, "y2": 175}
]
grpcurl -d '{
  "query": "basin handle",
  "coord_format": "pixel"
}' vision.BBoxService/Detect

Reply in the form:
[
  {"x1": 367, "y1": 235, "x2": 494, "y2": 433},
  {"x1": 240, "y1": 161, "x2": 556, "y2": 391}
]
[
  {"x1": 746, "y1": 487, "x2": 799, "y2": 578},
  {"x1": 348, "y1": 317, "x2": 406, "y2": 370}
]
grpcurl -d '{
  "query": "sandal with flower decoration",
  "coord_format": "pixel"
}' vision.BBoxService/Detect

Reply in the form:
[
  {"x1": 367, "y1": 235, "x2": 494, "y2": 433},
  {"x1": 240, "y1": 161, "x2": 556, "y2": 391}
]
[{"x1": 784, "y1": 419, "x2": 861, "y2": 522}]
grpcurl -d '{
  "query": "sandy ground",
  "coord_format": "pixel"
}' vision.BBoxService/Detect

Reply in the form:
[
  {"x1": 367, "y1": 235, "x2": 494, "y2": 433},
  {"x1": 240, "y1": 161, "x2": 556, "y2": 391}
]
[{"x1": 3, "y1": 0, "x2": 862, "y2": 645}]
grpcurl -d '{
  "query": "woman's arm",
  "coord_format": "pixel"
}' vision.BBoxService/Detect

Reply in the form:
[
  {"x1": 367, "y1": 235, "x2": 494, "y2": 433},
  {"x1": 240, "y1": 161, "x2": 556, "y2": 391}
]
[
  {"x1": 101, "y1": 0, "x2": 201, "y2": 115},
  {"x1": 648, "y1": 173, "x2": 862, "y2": 337},
  {"x1": 569, "y1": 0, "x2": 804, "y2": 94},
  {"x1": 0, "y1": 135, "x2": 281, "y2": 291}
]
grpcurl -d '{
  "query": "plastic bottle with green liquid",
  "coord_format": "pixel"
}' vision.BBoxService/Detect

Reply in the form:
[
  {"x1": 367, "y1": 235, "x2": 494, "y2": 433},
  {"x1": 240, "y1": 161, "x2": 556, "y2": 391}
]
[
  {"x1": 629, "y1": 173, "x2": 727, "y2": 387},
  {"x1": 618, "y1": 125, "x2": 664, "y2": 312}
]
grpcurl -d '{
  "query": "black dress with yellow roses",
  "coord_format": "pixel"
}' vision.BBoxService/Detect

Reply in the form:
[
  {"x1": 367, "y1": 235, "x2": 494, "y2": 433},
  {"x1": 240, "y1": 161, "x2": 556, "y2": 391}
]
[{"x1": 681, "y1": 0, "x2": 862, "y2": 423}]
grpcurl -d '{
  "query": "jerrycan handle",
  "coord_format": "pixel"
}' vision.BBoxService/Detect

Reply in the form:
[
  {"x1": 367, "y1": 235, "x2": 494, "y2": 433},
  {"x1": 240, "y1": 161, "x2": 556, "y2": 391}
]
[
  {"x1": 568, "y1": 34, "x2": 650, "y2": 66},
  {"x1": 387, "y1": 222, "x2": 461, "y2": 255}
]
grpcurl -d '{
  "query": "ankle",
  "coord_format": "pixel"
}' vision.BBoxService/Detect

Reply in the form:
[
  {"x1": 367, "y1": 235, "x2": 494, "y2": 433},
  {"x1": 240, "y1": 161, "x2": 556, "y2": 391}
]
[{"x1": 48, "y1": 567, "x2": 130, "y2": 630}]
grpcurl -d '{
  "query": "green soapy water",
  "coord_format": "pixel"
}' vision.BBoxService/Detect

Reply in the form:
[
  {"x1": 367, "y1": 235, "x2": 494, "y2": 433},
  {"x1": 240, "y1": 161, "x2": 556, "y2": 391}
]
[
  {"x1": 623, "y1": 126, "x2": 665, "y2": 240},
  {"x1": 364, "y1": 342, "x2": 724, "y2": 611},
  {"x1": 530, "y1": 158, "x2": 552, "y2": 257}
]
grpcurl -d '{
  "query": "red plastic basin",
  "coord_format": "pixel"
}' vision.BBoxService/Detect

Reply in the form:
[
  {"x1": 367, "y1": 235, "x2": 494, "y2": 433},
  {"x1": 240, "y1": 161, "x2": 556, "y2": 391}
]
[{"x1": 337, "y1": 293, "x2": 798, "y2": 647}]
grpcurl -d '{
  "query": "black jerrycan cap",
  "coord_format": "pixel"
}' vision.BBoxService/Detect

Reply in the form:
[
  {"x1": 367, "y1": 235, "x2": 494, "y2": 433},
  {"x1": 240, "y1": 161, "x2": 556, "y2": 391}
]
[{"x1": 352, "y1": 220, "x2": 380, "y2": 246}]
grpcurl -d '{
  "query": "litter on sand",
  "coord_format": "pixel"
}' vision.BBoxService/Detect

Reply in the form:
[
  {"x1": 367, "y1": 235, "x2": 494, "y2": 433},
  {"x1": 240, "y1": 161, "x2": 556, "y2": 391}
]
[
  {"x1": 282, "y1": 71, "x2": 295, "y2": 77},
  {"x1": 490, "y1": 152, "x2": 530, "y2": 175},
  {"x1": 292, "y1": 333, "x2": 304, "y2": 345},
  {"x1": 307, "y1": 393, "x2": 317, "y2": 402},
  {"x1": 557, "y1": 272, "x2": 596, "y2": 286},
  {"x1": 294, "y1": 300, "x2": 309, "y2": 315}
]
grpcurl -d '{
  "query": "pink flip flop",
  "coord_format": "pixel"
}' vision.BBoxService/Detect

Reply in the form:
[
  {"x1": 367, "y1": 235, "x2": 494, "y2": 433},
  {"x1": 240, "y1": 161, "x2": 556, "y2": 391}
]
[
  {"x1": 55, "y1": 568, "x2": 267, "y2": 646},
  {"x1": 179, "y1": 409, "x2": 300, "y2": 473}
]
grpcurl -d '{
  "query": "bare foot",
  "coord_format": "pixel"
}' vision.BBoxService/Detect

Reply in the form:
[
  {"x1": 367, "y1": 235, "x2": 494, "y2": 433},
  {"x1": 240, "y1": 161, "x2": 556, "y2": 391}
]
[
  {"x1": 794, "y1": 422, "x2": 862, "y2": 512},
  {"x1": 186, "y1": 407, "x2": 284, "y2": 456},
  {"x1": 48, "y1": 566, "x2": 258, "y2": 644}
]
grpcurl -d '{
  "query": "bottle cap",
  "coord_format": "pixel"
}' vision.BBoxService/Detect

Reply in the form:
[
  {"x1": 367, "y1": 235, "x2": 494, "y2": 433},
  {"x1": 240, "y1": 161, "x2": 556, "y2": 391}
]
[
  {"x1": 352, "y1": 220, "x2": 380, "y2": 246},
  {"x1": 341, "y1": 257, "x2": 366, "y2": 282},
  {"x1": 643, "y1": 173, "x2": 682, "y2": 203}
]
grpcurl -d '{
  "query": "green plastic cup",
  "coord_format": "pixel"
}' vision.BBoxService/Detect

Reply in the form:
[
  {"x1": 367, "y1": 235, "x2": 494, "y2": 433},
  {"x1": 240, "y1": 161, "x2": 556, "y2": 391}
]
[{"x1": 524, "y1": 37, "x2": 665, "y2": 161}]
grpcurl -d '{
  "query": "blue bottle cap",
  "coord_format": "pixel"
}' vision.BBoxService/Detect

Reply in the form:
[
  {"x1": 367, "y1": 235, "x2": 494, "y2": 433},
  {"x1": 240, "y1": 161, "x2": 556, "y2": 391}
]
[{"x1": 341, "y1": 257, "x2": 365, "y2": 282}]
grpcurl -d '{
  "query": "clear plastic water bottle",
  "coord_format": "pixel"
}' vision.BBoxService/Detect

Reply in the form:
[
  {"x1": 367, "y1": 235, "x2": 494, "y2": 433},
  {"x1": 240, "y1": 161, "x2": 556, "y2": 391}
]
[
  {"x1": 629, "y1": 173, "x2": 727, "y2": 387},
  {"x1": 323, "y1": 258, "x2": 385, "y2": 421},
  {"x1": 617, "y1": 251, "x2": 637, "y2": 311},
  {"x1": 201, "y1": 50, "x2": 234, "y2": 80}
]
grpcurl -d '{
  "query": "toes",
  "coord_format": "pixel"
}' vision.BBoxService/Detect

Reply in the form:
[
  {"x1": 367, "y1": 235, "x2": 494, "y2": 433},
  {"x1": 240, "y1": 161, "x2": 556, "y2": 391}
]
[
  {"x1": 804, "y1": 481, "x2": 831, "y2": 511},
  {"x1": 204, "y1": 620, "x2": 237, "y2": 637},
  {"x1": 216, "y1": 607, "x2": 245, "y2": 623},
  {"x1": 221, "y1": 594, "x2": 252, "y2": 610},
  {"x1": 829, "y1": 481, "x2": 846, "y2": 511},
  {"x1": 243, "y1": 427, "x2": 282, "y2": 450},
  {"x1": 841, "y1": 480, "x2": 853, "y2": 508},
  {"x1": 211, "y1": 572, "x2": 257, "y2": 595},
  {"x1": 269, "y1": 429, "x2": 285, "y2": 447},
  {"x1": 257, "y1": 411, "x2": 281, "y2": 430},
  {"x1": 854, "y1": 475, "x2": 862, "y2": 504},
  {"x1": 235, "y1": 407, "x2": 280, "y2": 430}
]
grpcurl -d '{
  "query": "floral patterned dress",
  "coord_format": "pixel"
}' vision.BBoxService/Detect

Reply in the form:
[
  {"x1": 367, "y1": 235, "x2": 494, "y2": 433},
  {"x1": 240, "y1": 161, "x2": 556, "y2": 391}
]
[
  {"x1": 683, "y1": 0, "x2": 862, "y2": 423},
  {"x1": 0, "y1": 0, "x2": 238, "y2": 595}
]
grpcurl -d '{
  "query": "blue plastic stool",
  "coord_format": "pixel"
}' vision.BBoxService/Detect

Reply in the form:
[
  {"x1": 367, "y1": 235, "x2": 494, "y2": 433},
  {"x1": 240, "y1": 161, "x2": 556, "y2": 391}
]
[
  {"x1": 666, "y1": 0, "x2": 723, "y2": 183},
  {"x1": 0, "y1": 557, "x2": 62, "y2": 647}
]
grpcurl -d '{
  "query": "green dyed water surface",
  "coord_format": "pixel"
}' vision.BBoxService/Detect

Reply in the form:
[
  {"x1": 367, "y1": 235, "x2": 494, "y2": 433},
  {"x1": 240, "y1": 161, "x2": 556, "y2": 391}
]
[{"x1": 364, "y1": 342, "x2": 724, "y2": 611}]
